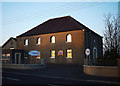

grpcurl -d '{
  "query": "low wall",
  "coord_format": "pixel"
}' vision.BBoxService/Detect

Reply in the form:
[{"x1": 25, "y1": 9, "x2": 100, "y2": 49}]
[
  {"x1": 83, "y1": 65, "x2": 120, "y2": 78},
  {"x1": 2, "y1": 64, "x2": 46, "y2": 69}
]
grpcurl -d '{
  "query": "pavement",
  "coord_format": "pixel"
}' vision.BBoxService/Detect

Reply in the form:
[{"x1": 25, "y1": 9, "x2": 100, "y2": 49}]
[{"x1": 1, "y1": 64, "x2": 120, "y2": 86}]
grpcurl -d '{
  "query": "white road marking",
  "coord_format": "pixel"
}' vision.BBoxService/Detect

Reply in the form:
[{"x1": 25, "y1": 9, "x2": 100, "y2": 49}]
[
  {"x1": 0, "y1": 77, "x2": 20, "y2": 81},
  {"x1": 2, "y1": 71, "x2": 120, "y2": 85}
]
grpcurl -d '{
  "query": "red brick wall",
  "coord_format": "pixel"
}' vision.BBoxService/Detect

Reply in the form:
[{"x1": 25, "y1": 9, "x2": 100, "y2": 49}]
[{"x1": 17, "y1": 30, "x2": 85, "y2": 65}]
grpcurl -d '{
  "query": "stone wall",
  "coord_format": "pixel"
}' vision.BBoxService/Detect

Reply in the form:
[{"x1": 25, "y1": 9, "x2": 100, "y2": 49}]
[
  {"x1": 83, "y1": 65, "x2": 119, "y2": 78},
  {"x1": 2, "y1": 64, "x2": 46, "y2": 69}
]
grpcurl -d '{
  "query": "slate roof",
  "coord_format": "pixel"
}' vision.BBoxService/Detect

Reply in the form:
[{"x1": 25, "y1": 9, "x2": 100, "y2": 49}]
[{"x1": 17, "y1": 16, "x2": 101, "y2": 37}]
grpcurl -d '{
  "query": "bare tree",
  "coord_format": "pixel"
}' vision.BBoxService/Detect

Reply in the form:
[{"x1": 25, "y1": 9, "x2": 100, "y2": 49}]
[{"x1": 103, "y1": 14, "x2": 120, "y2": 59}]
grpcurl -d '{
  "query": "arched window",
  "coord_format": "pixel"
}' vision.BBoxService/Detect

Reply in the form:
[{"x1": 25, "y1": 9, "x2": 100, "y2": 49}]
[
  {"x1": 24, "y1": 39, "x2": 28, "y2": 46},
  {"x1": 93, "y1": 47, "x2": 97, "y2": 63},
  {"x1": 50, "y1": 36, "x2": 55, "y2": 43},
  {"x1": 36, "y1": 37, "x2": 41, "y2": 45},
  {"x1": 66, "y1": 34, "x2": 72, "y2": 42}
]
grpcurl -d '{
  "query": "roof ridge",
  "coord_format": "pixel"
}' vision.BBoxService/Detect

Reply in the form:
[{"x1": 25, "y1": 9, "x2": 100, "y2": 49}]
[{"x1": 49, "y1": 15, "x2": 71, "y2": 20}]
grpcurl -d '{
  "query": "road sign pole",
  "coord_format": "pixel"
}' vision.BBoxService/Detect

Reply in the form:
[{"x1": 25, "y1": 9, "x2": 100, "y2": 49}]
[
  {"x1": 85, "y1": 55, "x2": 88, "y2": 65},
  {"x1": 89, "y1": 55, "x2": 90, "y2": 65},
  {"x1": 87, "y1": 55, "x2": 88, "y2": 65}
]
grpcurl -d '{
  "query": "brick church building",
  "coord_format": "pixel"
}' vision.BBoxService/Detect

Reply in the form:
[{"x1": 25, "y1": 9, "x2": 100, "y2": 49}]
[{"x1": 14, "y1": 16, "x2": 102, "y2": 65}]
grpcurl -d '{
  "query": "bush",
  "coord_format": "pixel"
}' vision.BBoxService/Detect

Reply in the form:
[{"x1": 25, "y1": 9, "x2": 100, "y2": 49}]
[{"x1": 96, "y1": 57, "x2": 117, "y2": 66}]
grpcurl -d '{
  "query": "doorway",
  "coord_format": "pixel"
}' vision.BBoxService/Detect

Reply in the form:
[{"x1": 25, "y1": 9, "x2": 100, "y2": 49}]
[{"x1": 15, "y1": 53, "x2": 21, "y2": 64}]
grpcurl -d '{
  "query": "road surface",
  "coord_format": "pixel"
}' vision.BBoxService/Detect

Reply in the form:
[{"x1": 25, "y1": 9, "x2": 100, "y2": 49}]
[{"x1": 1, "y1": 64, "x2": 120, "y2": 86}]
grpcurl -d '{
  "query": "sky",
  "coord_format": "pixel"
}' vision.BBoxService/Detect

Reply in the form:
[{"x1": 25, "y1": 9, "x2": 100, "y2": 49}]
[{"x1": 1, "y1": 1, "x2": 119, "y2": 46}]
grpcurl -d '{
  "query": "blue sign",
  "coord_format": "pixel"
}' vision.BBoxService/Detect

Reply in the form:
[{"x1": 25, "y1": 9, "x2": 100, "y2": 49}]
[{"x1": 29, "y1": 50, "x2": 40, "y2": 56}]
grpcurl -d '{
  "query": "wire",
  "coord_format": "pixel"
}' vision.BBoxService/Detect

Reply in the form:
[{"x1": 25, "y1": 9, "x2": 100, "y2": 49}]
[
  {"x1": 4, "y1": 2, "x2": 104, "y2": 24},
  {"x1": 4, "y1": 2, "x2": 101, "y2": 24},
  {"x1": 4, "y1": 2, "x2": 82, "y2": 22}
]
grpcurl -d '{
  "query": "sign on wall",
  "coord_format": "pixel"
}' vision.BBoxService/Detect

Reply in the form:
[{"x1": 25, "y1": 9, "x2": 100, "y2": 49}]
[
  {"x1": 29, "y1": 50, "x2": 40, "y2": 56},
  {"x1": 85, "y1": 48, "x2": 90, "y2": 56},
  {"x1": 58, "y1": 50, "x2": 63, "y2": 56}
]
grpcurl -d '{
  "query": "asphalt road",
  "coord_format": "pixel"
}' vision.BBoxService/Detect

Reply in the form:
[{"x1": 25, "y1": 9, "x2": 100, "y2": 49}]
[{"x1": 1, "y1": 64, "x2": 120, "y2": 86}]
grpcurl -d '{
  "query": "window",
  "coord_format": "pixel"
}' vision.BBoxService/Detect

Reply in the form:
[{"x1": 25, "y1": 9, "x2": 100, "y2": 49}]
[
  {"x1": 67, "y1": 49, "x2": 72, "y2": 58},
  {"x1": 51, "y1": 50, "x2": 55, "y2": 58},
  {"x1": 66, "y1": 34, "x2": 72, "y2": 42},
  {"x1": 93, "y1": 47, "x2": 97, "y2": 63},
  {"x1": 58, "y1": 50, "x2": 63, "y2": 56},
  {"x1": 36, "y1": 37, "x2": 41, "y2": 45},
  {"x1": 50, "y1": 36, "x2": 55, "y2": 43},
  {"x1": 2, "y1": 54, "x2": 6, "y2": 59},
  {"x1": 6, "y1": 54, "x2": 10, "y2": 56},
  {"x1": 2, "y1": 54, "x2": 10, "y2": 60},
  {"x1": 24, "y1": 39, "x2": 28, "y2": 46},
  {"x1": 36, "y1": 51, "x2": 40, "y2": 60},
  {"x1": 24, "y1": 52, "x2": 28, "y2": 59},
  {"x1": 10, "y1": 47, "x2": 14, "y2": 49},
  {"x1": 93, "y1": 47, "x2": 97, "y2": 58},
  {"x1": 2, "y1": 54, "x2": 5, "y2": 56}
]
